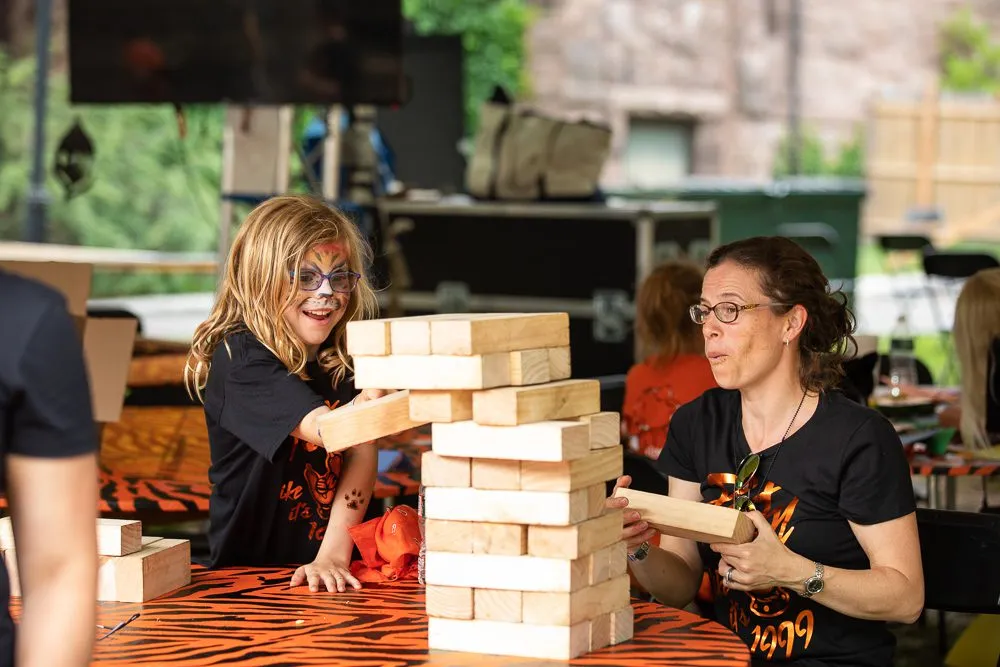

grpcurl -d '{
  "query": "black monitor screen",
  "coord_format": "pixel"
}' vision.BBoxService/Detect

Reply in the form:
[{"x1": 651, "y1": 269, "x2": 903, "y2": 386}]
[{"x1": 68, "y1": 0, "x2": 404, "y2": 105}]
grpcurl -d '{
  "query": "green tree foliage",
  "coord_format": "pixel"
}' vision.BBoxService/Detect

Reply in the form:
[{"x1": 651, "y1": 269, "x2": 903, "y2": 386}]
[
  {"x1": 939, "y1": 7, "x2": 1000, "y2": 93},
  {"x1": 772, "y1": 126, "x2": 865, "y2": 178},
  {"x1": 403, "y1": 0, "x2": 534, "y2": 133}
]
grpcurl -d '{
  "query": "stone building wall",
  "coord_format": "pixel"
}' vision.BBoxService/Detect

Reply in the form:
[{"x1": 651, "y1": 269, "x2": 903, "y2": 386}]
[{"x1": 525, "y1": 0, "x2": 1000, "y2": 184}]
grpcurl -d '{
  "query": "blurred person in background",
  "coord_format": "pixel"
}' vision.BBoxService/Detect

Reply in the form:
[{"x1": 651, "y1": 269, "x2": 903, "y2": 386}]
[{"x1": 622, "y1": 261, "x2": 717, "y2": 462}]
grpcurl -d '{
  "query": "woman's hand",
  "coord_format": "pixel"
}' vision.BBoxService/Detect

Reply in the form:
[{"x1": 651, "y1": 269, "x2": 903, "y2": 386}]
[
  {"x1": 290, "y1": 556, "x2": 362, "y2": 593},
  {"x1": 710, "y1": 510, "x2": 810, "y2": 592},
  {"x1": 605, "y1": 475, "x2": 658, "y2": 554}
]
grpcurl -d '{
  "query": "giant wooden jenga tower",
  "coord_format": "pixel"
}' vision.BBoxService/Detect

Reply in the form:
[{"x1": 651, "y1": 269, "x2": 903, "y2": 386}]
[{"x1": 347, "y1": 312, "x2": 633, "y2": 661}]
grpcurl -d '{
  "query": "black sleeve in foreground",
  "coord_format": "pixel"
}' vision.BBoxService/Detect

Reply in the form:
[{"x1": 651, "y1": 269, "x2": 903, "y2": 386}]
[
  {"x1": 10, "y1": 300, "x2": 97, "y2": 458},
  {"x1": 218, "y1": 336, "x2": 326, "y2": 462}
]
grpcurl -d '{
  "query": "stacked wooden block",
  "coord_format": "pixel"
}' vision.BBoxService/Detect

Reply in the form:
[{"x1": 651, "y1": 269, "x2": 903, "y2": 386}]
[
  {"x1": 0, "y1": 517, "x2": 190, "y2": 602},
  {"x1": 347, "y1": 312, "x2": 633, "y2": 661}
]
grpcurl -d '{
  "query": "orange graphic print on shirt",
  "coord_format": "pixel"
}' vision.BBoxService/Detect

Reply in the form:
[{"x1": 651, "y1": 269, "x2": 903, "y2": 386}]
[
  {"x1": 278, "y1": 399, "x2": 344, "y2": 538},
  {"x1": 704, "y1": 471, "x2": 814, "y2": 661}
]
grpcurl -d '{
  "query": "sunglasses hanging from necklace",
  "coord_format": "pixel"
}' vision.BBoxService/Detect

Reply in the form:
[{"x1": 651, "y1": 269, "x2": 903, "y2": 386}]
[{"x1": 733, "y1": 389, "x2": 808, "y2": 512}]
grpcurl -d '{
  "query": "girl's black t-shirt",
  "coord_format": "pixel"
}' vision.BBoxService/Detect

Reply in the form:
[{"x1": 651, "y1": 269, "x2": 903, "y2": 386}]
[
  {"x1": 202, "y1": 331, "x2": 356, "y2": 568},
  {"x1": 657, "y1": 388, "x2": 916, "y2": 666}
]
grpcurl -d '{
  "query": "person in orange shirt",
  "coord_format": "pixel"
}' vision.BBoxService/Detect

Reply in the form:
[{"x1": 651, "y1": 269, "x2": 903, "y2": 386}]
[{"x1": 623, "y1": 261, "x2": 718, "y2": 461}]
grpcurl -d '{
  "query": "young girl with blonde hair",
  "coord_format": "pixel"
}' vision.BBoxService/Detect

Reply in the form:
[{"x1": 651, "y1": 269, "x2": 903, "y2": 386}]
[
  {"x1": 953, "y1": 267, "x2": 1000, "y2": 449},
  {"x1": 186, "y1": 194, "x2": 384, "y2": 593}
]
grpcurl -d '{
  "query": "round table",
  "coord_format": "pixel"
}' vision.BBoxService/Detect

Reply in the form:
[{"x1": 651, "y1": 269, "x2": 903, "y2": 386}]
[{"x1": 10, "y1": 568, "x2": 750, "y2": 666}]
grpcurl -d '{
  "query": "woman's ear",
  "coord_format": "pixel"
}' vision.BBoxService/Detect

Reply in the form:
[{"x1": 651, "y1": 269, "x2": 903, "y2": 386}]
[{"x1": 785, "y1": 304, "x2": 808, "y2": 343}]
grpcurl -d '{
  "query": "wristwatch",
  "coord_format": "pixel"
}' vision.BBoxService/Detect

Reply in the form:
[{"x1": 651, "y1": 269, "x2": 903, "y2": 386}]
[
  {"x1": 628, "y1": 541, "x2": 650, "y2": 563},
  {"x1": 802, "y1": 562, "x2": 825, "y2": 597}
]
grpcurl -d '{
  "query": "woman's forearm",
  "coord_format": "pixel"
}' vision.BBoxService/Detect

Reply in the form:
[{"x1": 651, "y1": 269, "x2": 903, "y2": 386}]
[
  {"x1": 778, "y1": 553, "x2": 923, "y2": 624},
  {"x1": 315, "y1": 441, "x2": 377, "y2": 562},
  {"x1": 629, "y1": 545, "x2": 701, "y2": 609}
]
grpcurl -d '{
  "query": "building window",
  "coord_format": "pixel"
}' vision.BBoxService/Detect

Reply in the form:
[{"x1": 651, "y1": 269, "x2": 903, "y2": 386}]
[{"x1": 623, "y1": 117, "x2": 694, "y2": 188}]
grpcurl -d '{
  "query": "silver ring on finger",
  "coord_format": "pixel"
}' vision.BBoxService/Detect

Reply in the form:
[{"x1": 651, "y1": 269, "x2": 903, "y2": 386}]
[{"x1": 725, "y1": 566, "x2": 735, "y2": 585}]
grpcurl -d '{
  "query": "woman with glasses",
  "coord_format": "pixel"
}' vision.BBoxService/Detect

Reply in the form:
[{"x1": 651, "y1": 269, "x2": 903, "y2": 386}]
[
  {"x1": 608, "y1": 236, "x2": 923, "y2": 666},
  {"x1": 185, "y1": 194, "x2": 385, "y2": 593}
]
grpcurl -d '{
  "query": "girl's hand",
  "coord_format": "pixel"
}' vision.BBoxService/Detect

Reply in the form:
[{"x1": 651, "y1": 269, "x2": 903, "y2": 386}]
[{"x1": 290, "y1": 556, "x2": 361, "y2": 593}]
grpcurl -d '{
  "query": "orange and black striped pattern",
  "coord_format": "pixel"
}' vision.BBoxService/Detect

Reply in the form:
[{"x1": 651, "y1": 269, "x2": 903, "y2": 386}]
[{"x1": 10, "y1": 568, "x2": 750, "y2": 666}]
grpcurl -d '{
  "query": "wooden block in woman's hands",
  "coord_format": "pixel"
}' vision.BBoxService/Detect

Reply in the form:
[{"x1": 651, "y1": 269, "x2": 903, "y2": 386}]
[
  {"x1": 317, "y1": 390, "x2": 427, "y2": 452},
  {"x1": 613, "y1": 488, "x2": 756, "y2": 544}
]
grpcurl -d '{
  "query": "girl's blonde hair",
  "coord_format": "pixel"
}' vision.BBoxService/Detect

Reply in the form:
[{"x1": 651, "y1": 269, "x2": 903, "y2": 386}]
[
  {"x1": 184, "y1": 194, "x2": 378, "y2": 401},
  {"x1": 953, "y1": 267, "x2": 1000, "y2": 449}
]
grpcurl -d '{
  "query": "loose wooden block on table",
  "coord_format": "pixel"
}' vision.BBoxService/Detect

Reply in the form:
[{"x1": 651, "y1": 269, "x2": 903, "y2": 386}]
[
  {"x1": 3, "y1": 536, "x2": 190, "y2": 602},
  {"x1": 408, "y1": 390, "x2": 472, "y2": 423},
  {"x1": 472, "y1": 379, "x2": 601, "y2": 426},
  {"x1": 423, "y1": 484, "x2": 605, "y2": 526},
  {"x1": 420, "y1": 451, "x2": 471, "y2": 487},
  {"x1": 430, "y1": 313, "x2": 570, "y2": 356},
  {"x1": 430, "y1": 420, "x2": 590, "y2": 462},
  {"x1": 0, "y1": 517, "x2": 141, "y2": 557},
  {"x1": 316, "y1": 390, "x2": 425, "y2": 452},
  {"x1": 614, "y1": 487, "x2": 756, "y2": 544}
]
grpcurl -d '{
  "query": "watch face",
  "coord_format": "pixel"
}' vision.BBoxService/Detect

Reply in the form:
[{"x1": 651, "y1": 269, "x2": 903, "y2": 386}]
[{"x1": 806, "y1": 578, "x2": 824, "y2": 594}]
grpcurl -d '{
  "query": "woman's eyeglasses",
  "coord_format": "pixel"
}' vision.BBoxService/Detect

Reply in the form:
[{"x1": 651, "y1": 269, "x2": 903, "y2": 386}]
[
  {"x1": 291, "y1": 269, "x2": 360, "y2": 293},
  {"x1": 689, "y1": 302, "x2": 791, "y2": 325},
  {"x1": 733, "y1": 452, "x2": 761, "y2": 511}
]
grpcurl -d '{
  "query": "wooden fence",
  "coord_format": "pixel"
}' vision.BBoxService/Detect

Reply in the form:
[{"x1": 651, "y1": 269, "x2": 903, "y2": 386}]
[{"x1": 864, "y1": 86, "x2": 1000, "y2": 244}]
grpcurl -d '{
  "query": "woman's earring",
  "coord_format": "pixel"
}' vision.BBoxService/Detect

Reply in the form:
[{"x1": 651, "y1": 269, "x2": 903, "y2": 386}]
[{"x1": 784, "y1": 339, "x2": 789, "y2": 348}]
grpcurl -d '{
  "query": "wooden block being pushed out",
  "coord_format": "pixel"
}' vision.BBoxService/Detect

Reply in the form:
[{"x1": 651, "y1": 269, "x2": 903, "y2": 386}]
[
  {"x1": 428, "y1": 616, "x2": 591, "y2": 661},
  {"x1": 431, "y1": 420, "x2": 590, "y2": 462},
  {"x1": 316, "y1": 390, "x2": 425, "y2": 453},
  {"x1": 614, "y1": 488, "x2": 755, "y2": 544},
  {"x1": 430, "y1": 312, "x2": 570, "y2": 356},
  {"x1": 408, "y1": 390, "x2": 472, "y2": 423},
  {"x1": 0, "y1": 517, "x2": 141, "y2": 557},
  {"x1": 472, "y1": 379, "x2": 600, "y2": 426}
]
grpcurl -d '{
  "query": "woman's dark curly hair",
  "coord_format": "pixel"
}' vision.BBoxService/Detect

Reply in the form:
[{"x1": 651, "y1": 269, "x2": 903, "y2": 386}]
[{"x1": 706, "y1": 236, "x2": 857, "y2": 393}]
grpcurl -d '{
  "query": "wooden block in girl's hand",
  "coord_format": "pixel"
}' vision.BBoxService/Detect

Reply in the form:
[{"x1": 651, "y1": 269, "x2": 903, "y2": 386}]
[
  {"x1": 472, "y1": 379, "x2": 601, "y2": 426},
  {"x1": 613, "y1": 488, "x2": 755, "y2": 544},
  {"x1": 316, "y1": 390, "x2": 426, "y2": 452}
]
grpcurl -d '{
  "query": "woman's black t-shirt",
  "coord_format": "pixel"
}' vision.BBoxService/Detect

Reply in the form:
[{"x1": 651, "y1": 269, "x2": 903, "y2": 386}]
[{"x1": 657, "y1": 388, "x2": 916, "y2": 666}]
